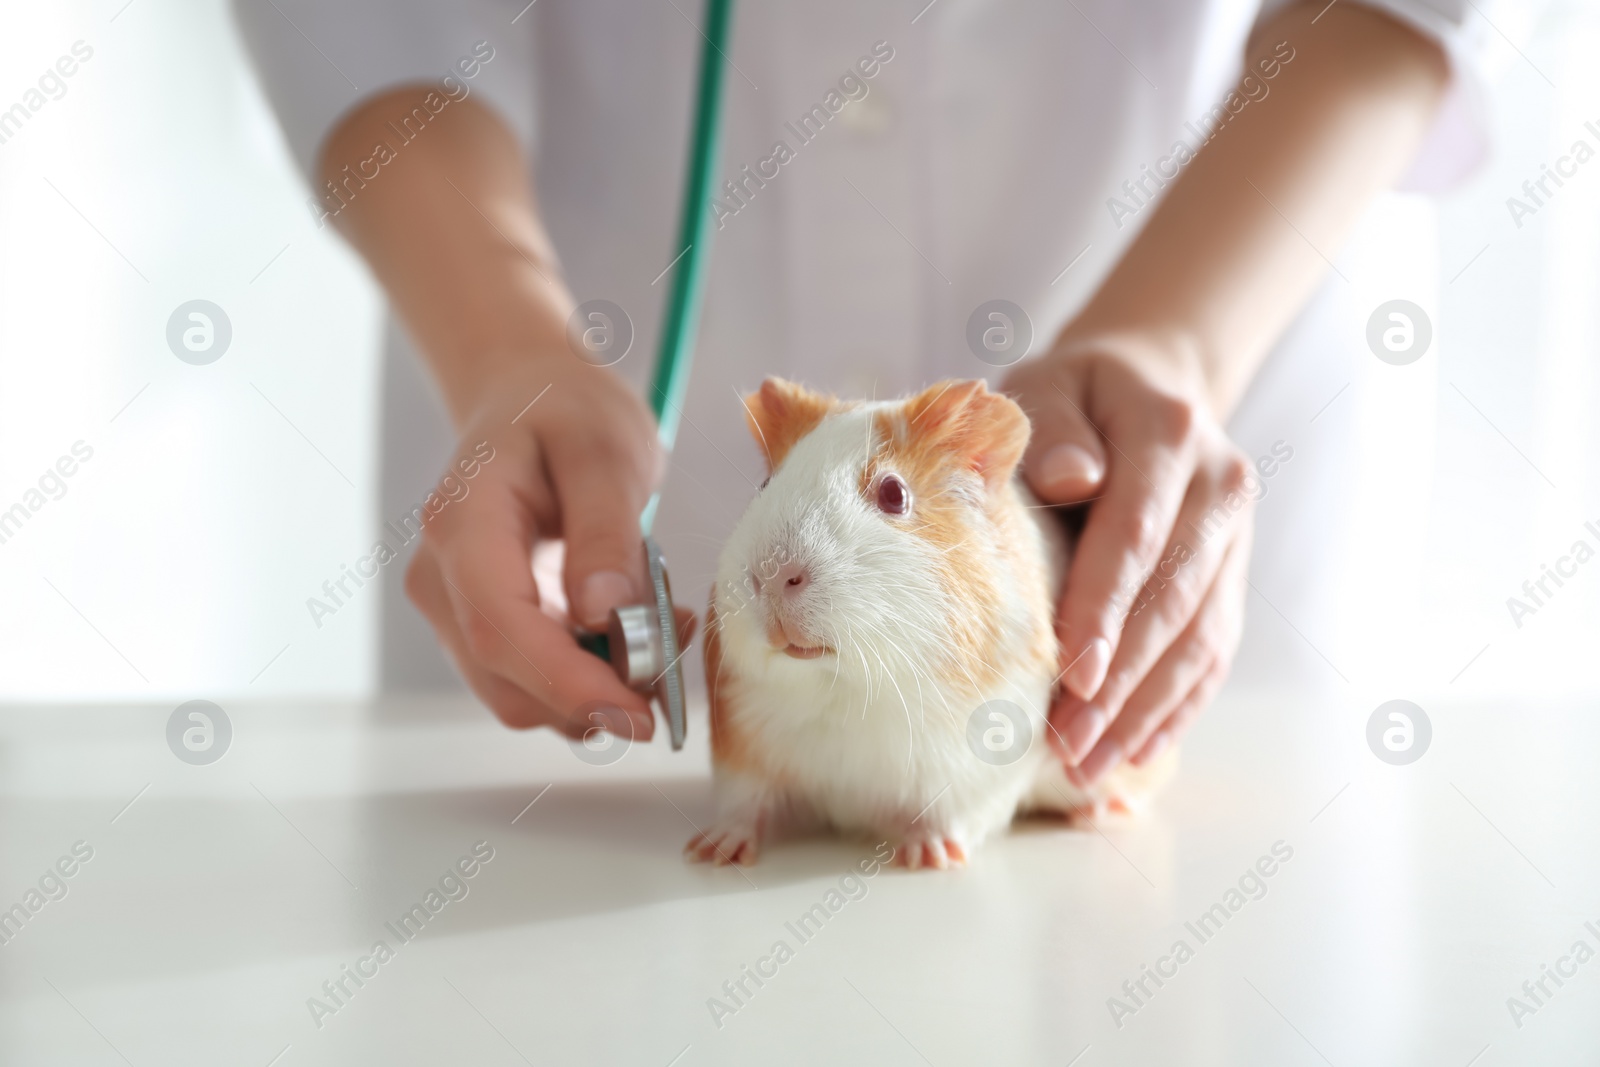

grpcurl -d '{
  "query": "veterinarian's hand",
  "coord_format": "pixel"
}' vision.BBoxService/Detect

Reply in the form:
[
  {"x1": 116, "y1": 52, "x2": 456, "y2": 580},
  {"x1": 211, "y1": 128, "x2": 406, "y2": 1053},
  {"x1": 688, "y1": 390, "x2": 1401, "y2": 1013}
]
[
  {"x1": 995, "y1": 1, "x2": 1449, "y2": 782},
  {"x1": 1003, "y1": 337, "x2": 1254, "y2": 783},
  {"x1": 313, "y1": 89, "x2": 696, "y2": 737},
  {"x1": 404, "y1": 354, "x2": 672, "y2": 737}
]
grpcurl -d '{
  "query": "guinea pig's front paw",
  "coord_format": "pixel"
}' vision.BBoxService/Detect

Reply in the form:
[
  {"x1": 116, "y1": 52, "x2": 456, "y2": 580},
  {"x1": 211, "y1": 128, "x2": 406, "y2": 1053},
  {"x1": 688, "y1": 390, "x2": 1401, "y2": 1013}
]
[
  {"x1": 891, "y1": 830, "x2": 971, "y2": 871},
  {"x1": 684, "y1": 820, "x2": 762, "y2": 866}
]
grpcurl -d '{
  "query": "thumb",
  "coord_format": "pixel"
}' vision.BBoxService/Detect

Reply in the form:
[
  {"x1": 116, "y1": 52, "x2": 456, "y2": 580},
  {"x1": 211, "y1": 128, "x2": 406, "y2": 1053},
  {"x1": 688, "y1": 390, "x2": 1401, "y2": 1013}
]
[
  {"x1": 549, "y1": 438, "x2": 658, "y2": 630},
  {"x1": 1021, "y1": 381, "x2": 1107, "y2": 504}
]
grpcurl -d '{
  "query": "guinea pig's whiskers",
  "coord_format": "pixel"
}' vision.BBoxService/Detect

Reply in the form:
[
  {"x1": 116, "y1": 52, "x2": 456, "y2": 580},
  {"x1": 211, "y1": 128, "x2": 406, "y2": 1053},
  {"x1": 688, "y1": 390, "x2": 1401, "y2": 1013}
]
[
  {"x1": 828, "y1": 639, "x2": 845, "y2": 691},
  {"x1": 826, "y1": 622, "x2": 853, "y2": 696},
  {"x1": 848, "y1": 623, "x2": 916, "y2": 770},
  {"x1": 865, "y1": 639, "x2": 909, "y2": 711},
  {"x1": 853, "y1": 637, "x2": 874, "y2": 720},
  {"x1": 1023, "y1": 495, "x2": 1106, "y2": 507},
  {"x1": 897, "y1": 692, "x2": 916, "y2": 771},
  {"x1": 935, "y1": 624, "x2": 1048, "y2": 723},
  {"x1": 900, "y1": 640, "x2": 940, "y2": 732},
  {"x1": 854, "y1": 614, "x2": 942, "y2": 737},
  {"x1": 835, "y1": 625, "x2": 862, "y2": 699},
  {"x1": 897, "y1": 630, "x2": 950, "y2": 717},
  {"x1": 900, "y1": 640, "x2": 930, "y2": 728},
  {"x1": 866, "y1": 643, "x2": 913, "y2": 747}
]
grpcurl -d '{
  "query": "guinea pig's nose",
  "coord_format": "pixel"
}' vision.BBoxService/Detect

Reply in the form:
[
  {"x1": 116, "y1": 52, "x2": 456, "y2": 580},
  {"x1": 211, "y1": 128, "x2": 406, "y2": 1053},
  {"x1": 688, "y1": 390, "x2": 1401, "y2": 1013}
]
[{"x1": 775, "y1": 561, "x2": 808, "y2": 595}]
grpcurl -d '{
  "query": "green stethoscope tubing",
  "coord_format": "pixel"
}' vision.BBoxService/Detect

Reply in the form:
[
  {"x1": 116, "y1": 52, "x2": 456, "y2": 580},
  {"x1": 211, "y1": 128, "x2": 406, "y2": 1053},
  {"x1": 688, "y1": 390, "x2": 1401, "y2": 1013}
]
[
  {"x1": 574, "y1": 0, "x2": 730, "y2": 749},
  {"x1": 639, "y1": 0, "x2": 734, "y2": 536}
]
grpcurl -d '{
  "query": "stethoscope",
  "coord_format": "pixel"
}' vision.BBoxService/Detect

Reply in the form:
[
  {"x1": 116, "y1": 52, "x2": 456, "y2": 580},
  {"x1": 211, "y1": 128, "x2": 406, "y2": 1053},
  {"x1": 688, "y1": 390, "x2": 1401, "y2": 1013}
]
[{"x1": 575, "y1": 0, "x2": 733, "y2": 751}]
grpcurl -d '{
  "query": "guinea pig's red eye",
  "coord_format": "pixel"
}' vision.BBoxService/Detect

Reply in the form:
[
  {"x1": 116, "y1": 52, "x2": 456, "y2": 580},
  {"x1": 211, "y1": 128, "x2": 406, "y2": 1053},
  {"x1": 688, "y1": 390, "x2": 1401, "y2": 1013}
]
[{"x1": 875, "y1": 474, "x2": 909, "y2": 515}]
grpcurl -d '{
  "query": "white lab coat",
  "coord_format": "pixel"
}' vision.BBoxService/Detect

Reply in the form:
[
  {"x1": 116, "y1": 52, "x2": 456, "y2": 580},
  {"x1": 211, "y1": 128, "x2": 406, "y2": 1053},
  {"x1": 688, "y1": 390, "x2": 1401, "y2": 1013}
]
[{"x1": 232, "y1": 0, "x2": 1486, "y2": 692}]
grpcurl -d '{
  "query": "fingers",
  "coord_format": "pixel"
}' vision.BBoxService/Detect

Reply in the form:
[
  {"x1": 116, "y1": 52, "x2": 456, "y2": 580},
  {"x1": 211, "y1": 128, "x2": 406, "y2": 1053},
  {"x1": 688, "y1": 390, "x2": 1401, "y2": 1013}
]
[
  {"x1": 423, "y1": 478, "x2": 656, "y2": 736},
  {"x1": 1055, "y1": 447, "x2": 1254, "y2": 762},
  {"x1": 1130, "y1": 659, "x2": 1229, "y2": 766},
  {"x1": 547, "y1": 423, "x2": 661, "y2": 631},
  {"x1": 1075, "y1": 533, "x2": 1249, "y2": 782},
  {"x1": 404, "y1": 544, "x2": 573, "y2": 732},
  {"x1": 1016, "y1": 371, "x2": 1107, "y2": 504},
  {"x1": 1054, "y1": 390, "x2": 1198, "y2": 700},
  {"x1": 1074, "y1": 628, "x2": 1212, "y2": 784}
]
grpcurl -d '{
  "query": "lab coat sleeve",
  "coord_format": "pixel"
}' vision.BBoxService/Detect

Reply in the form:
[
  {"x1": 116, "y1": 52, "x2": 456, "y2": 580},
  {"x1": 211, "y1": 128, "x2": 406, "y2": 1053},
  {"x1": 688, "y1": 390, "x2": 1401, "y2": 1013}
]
[
  {"x1": 1256, "y1": 0, "x2": 1497, "y2": 190},
  {"x1": 230, "y1": 0, "x2": 536, "y2": 180}
]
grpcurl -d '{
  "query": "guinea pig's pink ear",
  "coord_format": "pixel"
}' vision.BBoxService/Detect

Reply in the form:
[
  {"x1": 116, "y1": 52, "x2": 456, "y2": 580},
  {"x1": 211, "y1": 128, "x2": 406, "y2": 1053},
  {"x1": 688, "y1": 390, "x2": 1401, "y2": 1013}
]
[
  {"x1": 903, "y1": 379, "x2": 1031, "y2": 492},
  {"x1": 741, "y1": 377, "x2": 836, "y2": 474}
]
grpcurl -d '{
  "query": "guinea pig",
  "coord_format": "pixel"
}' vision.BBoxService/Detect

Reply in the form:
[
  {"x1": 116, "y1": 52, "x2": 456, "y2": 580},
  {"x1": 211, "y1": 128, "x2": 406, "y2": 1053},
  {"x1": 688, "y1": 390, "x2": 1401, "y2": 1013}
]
[{"x1": 686, "y1": 377, "x2": 1175, "y2": 870}]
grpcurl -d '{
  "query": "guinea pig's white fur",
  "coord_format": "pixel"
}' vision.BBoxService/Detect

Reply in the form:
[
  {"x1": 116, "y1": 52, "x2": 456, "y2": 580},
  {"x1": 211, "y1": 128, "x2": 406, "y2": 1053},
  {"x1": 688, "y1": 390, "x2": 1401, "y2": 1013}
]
[{"x1": 689, "y1": 379, "x2": 1172, "y2": 869}]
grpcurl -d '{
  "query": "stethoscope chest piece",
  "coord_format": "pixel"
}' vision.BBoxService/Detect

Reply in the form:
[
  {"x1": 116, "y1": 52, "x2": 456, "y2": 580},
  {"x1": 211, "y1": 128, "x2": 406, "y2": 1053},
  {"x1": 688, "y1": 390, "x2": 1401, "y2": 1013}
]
[{"x1": 600, "y1": 538, "x2": 686, "y2": 750}]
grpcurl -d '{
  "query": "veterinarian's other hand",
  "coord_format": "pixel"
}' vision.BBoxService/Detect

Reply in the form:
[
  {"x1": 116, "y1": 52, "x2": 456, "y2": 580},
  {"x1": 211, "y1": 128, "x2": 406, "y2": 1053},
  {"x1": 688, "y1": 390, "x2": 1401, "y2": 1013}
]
[{"x1": 1003, "y1": 338, "x2": 1254, "y2": 783}]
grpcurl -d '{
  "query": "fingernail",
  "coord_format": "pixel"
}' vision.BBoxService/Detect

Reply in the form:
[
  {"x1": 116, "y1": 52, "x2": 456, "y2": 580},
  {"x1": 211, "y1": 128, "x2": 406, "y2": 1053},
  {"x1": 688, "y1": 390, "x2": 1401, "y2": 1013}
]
[
  {"x1": 595, "y1": 703, "x2": 628, "y2": 732},
  {"x1": 1064, "y1": 705, "x2": 1107, "y2": 763},
  {"x1": 1080, "y1": 740, "x2": 1123, "y2": 785},
  {"x1": 627, "y1": 709, "x2": 654, "y2": 741},
  {"x1": 1062, "y1": 759, "x2": 1087, "y2": 789},
  {"x1": 1046, "y1": 713, "x2": 1073, "y2": 761},
  {"x1": 579, "y1": 570, "x2": 634, "y2": 629},
  {"x1": 1037, "y1": 444, "x2": 1103, "y2": 494},
  {"x1": 1133, "y1": 732, "x2": 1168, "y2": 766},
  {"x1": 1065, "y1": 637, "x2": 1111, "y2": 701}
]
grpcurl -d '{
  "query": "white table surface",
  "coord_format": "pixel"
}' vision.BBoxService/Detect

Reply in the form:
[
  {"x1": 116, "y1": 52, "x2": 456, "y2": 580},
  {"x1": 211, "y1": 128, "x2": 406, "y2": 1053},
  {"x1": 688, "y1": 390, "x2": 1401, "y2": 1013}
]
[{"x1": 1, "y1": 690, "x2": 1595, "y2": 1066}]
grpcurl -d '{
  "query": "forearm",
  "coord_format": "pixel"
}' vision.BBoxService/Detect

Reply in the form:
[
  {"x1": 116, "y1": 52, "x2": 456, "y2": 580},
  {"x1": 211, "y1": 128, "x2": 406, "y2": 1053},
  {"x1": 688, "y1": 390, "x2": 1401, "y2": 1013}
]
[
  {"x1": 317, "y1": 88, "x2": 573, "y2": 423},
  {"x1": 1056, "y1": 0, "x2": 1450, "y2": 415}
]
